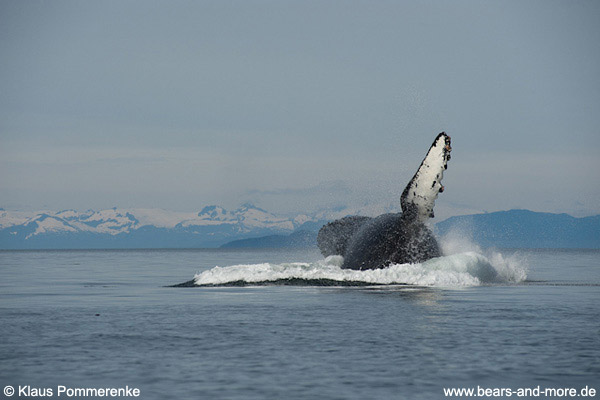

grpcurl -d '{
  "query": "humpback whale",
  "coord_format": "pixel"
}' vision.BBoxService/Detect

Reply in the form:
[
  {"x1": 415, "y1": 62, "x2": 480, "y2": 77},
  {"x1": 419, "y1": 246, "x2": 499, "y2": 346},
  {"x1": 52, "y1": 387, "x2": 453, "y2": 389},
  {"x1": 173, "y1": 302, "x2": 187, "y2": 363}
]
[{"x1": 317, "y1": 132, "x2": 451, "y2": 270}]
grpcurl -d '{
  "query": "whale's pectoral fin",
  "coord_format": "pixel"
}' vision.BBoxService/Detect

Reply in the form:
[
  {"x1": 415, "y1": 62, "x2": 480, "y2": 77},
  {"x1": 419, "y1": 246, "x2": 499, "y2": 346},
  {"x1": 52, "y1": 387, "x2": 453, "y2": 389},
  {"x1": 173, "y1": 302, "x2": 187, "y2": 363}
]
[{"x1": 401, "y1": 132, "x2": 451, "y2": 222}]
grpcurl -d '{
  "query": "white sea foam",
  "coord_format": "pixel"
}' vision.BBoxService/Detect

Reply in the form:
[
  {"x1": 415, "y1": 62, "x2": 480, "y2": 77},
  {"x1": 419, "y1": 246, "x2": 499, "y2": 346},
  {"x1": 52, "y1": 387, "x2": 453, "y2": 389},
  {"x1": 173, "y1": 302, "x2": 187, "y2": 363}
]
[
  {"x1": 439, "y1": 225, "x2": 529, "y2": 284},
  {"x1": 193, "y1": 243, "x2": 528, "y2": 287}
]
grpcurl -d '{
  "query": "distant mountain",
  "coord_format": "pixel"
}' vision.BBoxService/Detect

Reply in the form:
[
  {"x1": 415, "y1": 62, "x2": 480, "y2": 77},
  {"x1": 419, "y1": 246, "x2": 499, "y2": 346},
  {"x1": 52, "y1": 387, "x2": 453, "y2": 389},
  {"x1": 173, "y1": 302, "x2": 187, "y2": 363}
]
[
  {"x1": 435, "y1": 209, "x2": 600, "y2": 249},
  {"x1": 222, "y1": 209, "x2": 600, "y2": 249},
  {"x1": 0, "y1": 205, "x2": 319, "y2": 249},
  {"x1": 220, "y1": 230, "x2": 317, "y2": 249},
  {"x1": 1, "y1": 207, "x2": 598, "y2": 249}
]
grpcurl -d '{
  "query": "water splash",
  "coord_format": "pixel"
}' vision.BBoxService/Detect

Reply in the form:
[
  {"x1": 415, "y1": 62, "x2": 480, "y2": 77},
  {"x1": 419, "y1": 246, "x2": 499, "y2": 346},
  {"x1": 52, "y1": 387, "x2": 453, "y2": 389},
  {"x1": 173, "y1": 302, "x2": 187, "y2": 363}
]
[
  {"x1": 192, "y1": 247, "x2": 527, "y2": 288},
  {"x1": 438, "y1": 225, "x2": 528, "y2": 284}
]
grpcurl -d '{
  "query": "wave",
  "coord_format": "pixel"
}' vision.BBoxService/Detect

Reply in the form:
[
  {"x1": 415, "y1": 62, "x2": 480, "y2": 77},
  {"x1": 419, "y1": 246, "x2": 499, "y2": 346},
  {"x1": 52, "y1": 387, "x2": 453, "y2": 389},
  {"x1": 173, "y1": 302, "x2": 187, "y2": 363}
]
[{"x1": 191, "y1": 249, "x2": 527, "y2": 288}]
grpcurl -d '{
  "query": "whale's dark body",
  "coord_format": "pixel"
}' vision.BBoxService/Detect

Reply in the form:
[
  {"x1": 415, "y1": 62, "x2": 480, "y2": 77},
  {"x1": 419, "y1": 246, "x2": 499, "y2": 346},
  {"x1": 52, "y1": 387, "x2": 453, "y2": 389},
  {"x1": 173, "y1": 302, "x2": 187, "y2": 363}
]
[
  {"x1": 318, "y1": 133, "x2": 452, "y2": 270},
  {"x1": 318, "y1": 213, "x2": 441, "y2": 269}
]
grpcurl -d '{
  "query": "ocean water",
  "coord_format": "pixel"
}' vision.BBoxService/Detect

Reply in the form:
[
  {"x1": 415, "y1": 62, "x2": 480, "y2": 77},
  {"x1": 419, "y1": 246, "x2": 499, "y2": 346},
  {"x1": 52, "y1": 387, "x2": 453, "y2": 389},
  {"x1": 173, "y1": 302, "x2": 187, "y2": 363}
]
[{"x1": 0, "y1": 246, "x2": 599, "y2": 399}]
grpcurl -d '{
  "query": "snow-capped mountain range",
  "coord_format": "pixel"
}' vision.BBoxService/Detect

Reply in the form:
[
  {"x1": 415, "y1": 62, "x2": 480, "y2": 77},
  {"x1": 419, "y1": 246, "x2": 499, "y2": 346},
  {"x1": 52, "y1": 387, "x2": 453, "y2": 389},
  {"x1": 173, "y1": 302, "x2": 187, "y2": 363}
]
[
  {"x1": 0, "y1": 204, "x2": 327, "y2": 249},
  {"x1": 2, "y1": 205, "x2": 598, "y2": 249}
]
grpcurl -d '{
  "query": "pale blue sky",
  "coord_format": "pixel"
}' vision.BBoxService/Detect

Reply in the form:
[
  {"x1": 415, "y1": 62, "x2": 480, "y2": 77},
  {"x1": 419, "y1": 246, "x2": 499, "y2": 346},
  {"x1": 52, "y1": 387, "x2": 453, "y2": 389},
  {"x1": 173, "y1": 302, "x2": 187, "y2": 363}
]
[{"x1": 1, "y1": 0, "x2": 599, "y2": 218}]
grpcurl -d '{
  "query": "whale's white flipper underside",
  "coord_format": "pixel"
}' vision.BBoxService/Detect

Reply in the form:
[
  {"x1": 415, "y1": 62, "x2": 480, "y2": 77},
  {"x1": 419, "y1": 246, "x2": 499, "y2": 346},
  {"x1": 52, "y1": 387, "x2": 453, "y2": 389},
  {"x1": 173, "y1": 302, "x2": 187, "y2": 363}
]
[{"x1": 401, "y1": 132, "x2": 451, "y2": 223}]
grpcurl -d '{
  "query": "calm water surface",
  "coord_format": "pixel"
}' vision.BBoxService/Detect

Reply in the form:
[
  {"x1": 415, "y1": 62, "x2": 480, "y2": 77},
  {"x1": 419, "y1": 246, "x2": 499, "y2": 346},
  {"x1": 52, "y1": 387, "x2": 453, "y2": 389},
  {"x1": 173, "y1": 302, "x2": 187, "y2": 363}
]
[{"x1": 1, "y1": 248, "x2": 599, "y2": 399}]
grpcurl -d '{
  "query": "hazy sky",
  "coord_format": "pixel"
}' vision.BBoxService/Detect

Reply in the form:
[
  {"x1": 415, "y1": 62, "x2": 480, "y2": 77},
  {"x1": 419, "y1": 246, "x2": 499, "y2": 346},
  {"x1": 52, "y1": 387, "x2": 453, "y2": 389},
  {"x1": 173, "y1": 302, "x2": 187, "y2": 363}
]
[{"x1": 1, "y1": 0, "x2": 599, "y2": 219}]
